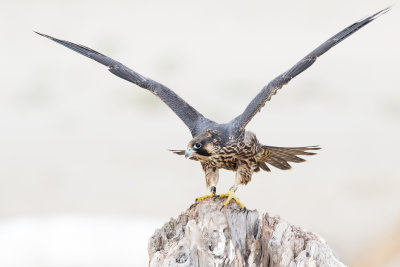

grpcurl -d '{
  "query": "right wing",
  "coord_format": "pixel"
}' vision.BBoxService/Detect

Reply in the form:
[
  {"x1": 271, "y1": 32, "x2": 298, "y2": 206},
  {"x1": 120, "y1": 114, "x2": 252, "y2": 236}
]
[
  {"x1": 35, "y1": 32, "x2": 213, "y2": 137},
  {"x1": 231, "y1": 7, "x2": 390, "y2": 133}
]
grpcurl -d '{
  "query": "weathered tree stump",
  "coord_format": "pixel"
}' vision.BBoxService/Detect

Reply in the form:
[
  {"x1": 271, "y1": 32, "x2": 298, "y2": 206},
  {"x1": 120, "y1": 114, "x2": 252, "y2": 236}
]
[{"x1": 148, "y1": 198, "x2": 345, "y2": 266}]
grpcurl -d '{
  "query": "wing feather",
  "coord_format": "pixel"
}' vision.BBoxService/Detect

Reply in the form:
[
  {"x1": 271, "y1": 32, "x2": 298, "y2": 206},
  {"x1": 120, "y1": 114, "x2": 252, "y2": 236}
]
[
  {"x1": 35, "y1": 32, "x2": 213, "y2": 136},
  {"x1": 232, "y1": 7, "x2": 390, "y2": 132}
]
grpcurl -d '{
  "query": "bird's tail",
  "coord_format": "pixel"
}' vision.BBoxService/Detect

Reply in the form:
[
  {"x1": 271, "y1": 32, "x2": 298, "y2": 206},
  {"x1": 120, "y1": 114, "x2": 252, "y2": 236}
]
[{"x1": 257, "y1": 145, "x2": 320, "y2": 171}]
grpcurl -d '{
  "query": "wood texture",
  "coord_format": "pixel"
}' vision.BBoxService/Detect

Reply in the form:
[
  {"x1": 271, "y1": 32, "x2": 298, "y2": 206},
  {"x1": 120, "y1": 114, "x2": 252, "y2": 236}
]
[{"x1": 148, "y1": 198, "x2": 345, "y2": 266}]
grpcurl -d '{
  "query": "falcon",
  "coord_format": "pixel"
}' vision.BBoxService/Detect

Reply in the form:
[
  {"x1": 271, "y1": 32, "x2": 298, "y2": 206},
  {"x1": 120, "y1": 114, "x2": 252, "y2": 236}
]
[{"x1": 36, "y1": 7, "x2": 390, "y2": 209}]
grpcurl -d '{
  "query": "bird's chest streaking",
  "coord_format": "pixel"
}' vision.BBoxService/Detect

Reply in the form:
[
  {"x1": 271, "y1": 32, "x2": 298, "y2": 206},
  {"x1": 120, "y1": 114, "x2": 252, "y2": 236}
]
[{"x1": 204, "y1": 131, "x2": 261, "y2": 171}]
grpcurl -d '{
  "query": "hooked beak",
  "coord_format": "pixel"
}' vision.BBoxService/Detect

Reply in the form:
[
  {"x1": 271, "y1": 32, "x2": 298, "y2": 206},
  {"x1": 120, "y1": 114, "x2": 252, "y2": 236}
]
[{"x1": 185, "y1": 148, "x2": 195, "y2": 159}]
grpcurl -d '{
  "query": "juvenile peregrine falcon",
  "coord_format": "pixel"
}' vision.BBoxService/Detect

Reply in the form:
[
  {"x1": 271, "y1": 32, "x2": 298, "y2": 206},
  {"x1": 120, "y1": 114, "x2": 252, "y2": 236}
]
[{"x1": 36, "y1": 7, "x2": 389, "y2": 209}]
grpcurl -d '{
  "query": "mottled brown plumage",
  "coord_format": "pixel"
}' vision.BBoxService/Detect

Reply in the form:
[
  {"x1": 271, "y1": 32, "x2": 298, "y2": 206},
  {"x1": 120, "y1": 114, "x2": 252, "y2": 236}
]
[
  {"x1": 36, "y1": 7, "x2": 389, "y2": 208},
  {"x1": 173, "y1": 131, "x2": 319, "y2": 187}
]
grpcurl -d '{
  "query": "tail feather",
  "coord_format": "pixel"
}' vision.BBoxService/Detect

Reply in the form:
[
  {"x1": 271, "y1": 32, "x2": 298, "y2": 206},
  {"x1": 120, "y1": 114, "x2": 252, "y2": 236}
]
[
  {"x1": 259, "y1": 145, "x2": 320, "y2": 171},
  {"x1": 268, "y1": 157, "x2": 292, "y2": 170},
  {"x1": 270, "y1": 150, "x2": 306, "y2": 163},
  {"x1": 258, "y1": 162, "x2": 271, "y2": 172}
]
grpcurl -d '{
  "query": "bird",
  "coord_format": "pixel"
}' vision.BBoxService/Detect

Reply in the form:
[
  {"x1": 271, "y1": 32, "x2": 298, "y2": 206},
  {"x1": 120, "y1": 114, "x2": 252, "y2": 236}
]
[{"x1": 36, "y1": 7, "x2": 390, "y2": 209}]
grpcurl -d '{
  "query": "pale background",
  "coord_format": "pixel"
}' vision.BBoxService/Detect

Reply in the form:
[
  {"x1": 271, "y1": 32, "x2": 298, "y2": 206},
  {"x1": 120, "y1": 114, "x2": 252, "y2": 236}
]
[{"x1": 1, "y1": 0, "x2": 399, "y2": 266}]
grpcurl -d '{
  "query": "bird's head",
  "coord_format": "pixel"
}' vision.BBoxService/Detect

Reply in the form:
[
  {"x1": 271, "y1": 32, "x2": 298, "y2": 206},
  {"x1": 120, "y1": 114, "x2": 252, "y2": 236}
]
[{"x1": 185, "y1": 130, "x2": 222, "y2": 160}]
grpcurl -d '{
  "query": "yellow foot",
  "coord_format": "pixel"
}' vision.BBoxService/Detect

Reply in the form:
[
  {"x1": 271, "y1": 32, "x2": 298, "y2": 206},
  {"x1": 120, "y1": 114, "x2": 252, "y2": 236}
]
[
  {"x1": 218, "y1": 189, "x2": 246, "y2": 209},
  {"x1": 195, "y1": 192, "x2": 216, "y2": 203},
  {"x1": 195, "y1": 186, "x2": 217, "y2": 203}
]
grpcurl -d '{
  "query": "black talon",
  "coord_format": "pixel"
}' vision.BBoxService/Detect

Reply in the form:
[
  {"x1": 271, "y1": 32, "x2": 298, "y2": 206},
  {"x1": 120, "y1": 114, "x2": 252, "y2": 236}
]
[{"x1": 210, "y1": 186, "x2": 216, "y2": 196}]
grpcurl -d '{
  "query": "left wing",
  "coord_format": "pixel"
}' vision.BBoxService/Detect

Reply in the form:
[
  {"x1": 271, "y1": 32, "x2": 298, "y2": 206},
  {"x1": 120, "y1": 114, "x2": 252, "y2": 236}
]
[
  {"x1": 169, "y1": 149, "x2": 185, "y2": 155},
  {"x1": 231, "y1": 7, "x2": 390, "y2": 133},
  {"x1": 35, "y1": 32, "x2": 214, "y2": 137}
]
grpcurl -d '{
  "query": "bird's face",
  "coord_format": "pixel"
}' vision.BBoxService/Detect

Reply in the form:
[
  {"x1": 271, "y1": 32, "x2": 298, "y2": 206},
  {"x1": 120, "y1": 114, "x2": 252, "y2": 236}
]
[{"x1": 185, "y1": 130, "x2": 222, "y2": 160}]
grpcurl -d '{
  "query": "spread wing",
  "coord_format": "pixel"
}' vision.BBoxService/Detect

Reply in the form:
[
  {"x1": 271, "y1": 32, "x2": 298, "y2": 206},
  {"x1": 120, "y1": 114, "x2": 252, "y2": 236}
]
[
  {"x1": 232, "y1": 7, "x2": 390, "y2": 133},
  {"x1": 35, "y1": 32, "x2": 214, "y2": 137}
]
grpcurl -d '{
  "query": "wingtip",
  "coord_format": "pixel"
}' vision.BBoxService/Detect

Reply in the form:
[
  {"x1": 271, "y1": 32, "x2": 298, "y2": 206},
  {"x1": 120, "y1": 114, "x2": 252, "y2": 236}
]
[
  {"x1": 33, "y1": 31, "x2": 53, "y2": 40},
  {"x1": 371, "y1": 6, "x2": 392, "y2": 20},
  {"x1": 33, "y1": 30, "x2": 43, "y2": 36},
  {"x1": 354, "y1": 6, "x2": 391, "y2": 25}
]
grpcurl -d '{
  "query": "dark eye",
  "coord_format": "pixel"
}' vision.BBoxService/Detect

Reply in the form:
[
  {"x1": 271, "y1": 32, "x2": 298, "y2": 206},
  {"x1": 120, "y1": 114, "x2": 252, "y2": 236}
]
[{"x1": 193, "y1": 143, "x2": 202, "y2": 149}]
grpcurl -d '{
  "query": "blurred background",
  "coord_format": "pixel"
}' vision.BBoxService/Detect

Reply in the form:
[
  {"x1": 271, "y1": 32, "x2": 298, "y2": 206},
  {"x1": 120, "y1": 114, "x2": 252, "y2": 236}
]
[{"x1": 1, "y1": 0, "x2": 399, "y2": 266}]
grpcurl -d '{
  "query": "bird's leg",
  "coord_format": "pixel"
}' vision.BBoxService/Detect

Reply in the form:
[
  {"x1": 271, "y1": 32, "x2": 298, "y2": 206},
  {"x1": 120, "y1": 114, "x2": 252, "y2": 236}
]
[
  {"x1": 195, "y1": 186, "x2": 217, "y2": 203},
  {"x1": 195, "y1": 167, "x2": 219, "y2": 203},
  {"x1": 219, "y1": 165, "x2": 248, "y2": 209},
  {"x1": 218, "y1": 184, "x2": 246, "y2": 209}
]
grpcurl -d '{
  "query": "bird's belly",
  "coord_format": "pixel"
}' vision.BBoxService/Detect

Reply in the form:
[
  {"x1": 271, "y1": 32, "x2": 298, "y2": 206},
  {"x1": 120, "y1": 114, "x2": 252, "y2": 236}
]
[
  {"x1": 208, "y1": 155, "x2": 238, "y2": 171},
  {"x1": 207, "y1": 153, "x2": 261, "y2": 172}
]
